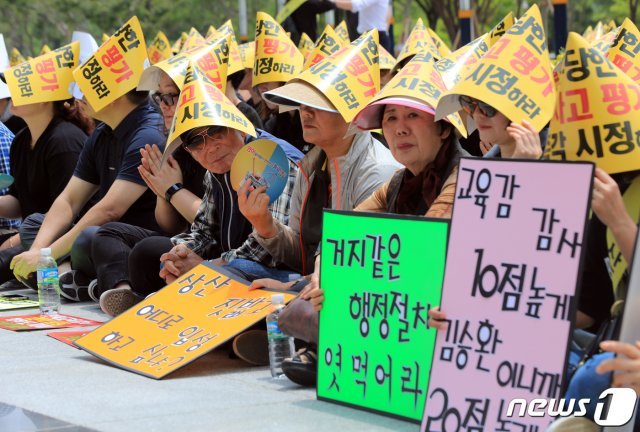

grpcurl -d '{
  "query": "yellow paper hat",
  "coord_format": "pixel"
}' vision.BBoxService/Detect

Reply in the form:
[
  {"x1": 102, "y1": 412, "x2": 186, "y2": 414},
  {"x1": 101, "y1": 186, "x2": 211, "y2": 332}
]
[
  {"x1": 73, "y1": 16, "x2": 149, "y2": 113},
  {"x1": 436, "y1": 5, "x2": 555, "y2": 133},
  {"x1": 5, "y1": 42, "x2": 79, "y2": 106},
  {"x1": 592, "y1": 18, "x2": 640, "y2": 84},
  {"x1": 9, "y1": 48, "x2": 25, "y2": 67},
  {"x1": 39, "y1": 44, "x2": 51, "y2": 55},
  {"x1": 181, "y1": 28, "x2": 208, "y2": 53},
  {"x1": 265, "y1": 30, "x2": 380, "y2": 123},
  {"x1": 304, "y1": 25, "x2": 347, "y2": 69},
  {"x1": 435, "y1": 12, "x2": 515, "y2": 90},
  {"x1": 298, "y1": 33, "x2": 315, "y2": 59},
  {"x1": 379, "y1": 45, "x2": 396, "y2": 71},
  {"x1": 427, "y1": 28, "x2": 451, "y2": 58},
  {"x1": 395, "y1": 19, "x2": 440, "y2": 67},
  {"x1": 165, "y1": 61, "x2": 256, "y2": 159},
  {"x1": 172, "y1": 32, "x2": 188, "y2": 54},
  {"x1": 334, "y1": 20, "x2": 351, "y2": 44},
  {"x1": 239, "y1": 41, "x2": 255, "y2": 70},
  {"x1": 214, "y1": 20, "x2": 244, "y2": 76},
  {"x1": 544, "y1": 32, "x2": 640, "y2": 175},
  {"x1": 147, "y1": 31, "x2": 172, "y2": 65},
  {"x1": 582, "y1": 26, "x2": 594, "y2": 43},
  {"x1": 591, "y1": 29, "x2": 618, "y2": 54},
  {"x1": 138, "y1": 33, "x2": 230, "y2": 92},
  {"x1": 487, "y1": 12, "x2": 516, "y2": 45},
  {"x1": 253, "y1": 12, "x2": 304, "y2": 86},
  {"x1": 593, "y1": 21, "x2": 605, "y2": 42},
  {"x1": 205, "y1": 25, "x2": 217, "y2": 40},
  {"x1": 355, "y1": 50, "x2": 467, "y2": 136}
]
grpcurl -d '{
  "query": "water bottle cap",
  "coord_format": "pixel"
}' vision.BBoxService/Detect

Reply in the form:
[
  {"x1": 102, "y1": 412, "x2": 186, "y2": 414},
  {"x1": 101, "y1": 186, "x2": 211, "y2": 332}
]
[
  {"x1": 40, "y1": 248, "x2": 52, "y2": 256},
  {"x1": 271, "y1": 294, "x2": 285, "y2": 304}
]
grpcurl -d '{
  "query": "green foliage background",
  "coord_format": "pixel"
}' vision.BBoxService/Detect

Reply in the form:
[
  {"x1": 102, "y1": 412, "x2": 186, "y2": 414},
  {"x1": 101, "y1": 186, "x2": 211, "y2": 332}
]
[{"x1": 0, "y1": 0, "x2": 636, "y2": 56}]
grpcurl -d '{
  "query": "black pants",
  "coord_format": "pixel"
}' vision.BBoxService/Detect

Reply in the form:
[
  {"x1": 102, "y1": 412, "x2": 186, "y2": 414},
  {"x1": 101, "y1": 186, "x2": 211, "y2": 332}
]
[
  {"x1": 0, "y1": 213, "x2": 99, "y2": 283},
  {"x1": 128, "y1": 236, "x2": 174, "y2": 297},
  {"x1": 92, "y1": 222, "x2": 163, "y2": 297},
  {"x1": 378, "y1": 31, "x2": 391, "y2": 53}
]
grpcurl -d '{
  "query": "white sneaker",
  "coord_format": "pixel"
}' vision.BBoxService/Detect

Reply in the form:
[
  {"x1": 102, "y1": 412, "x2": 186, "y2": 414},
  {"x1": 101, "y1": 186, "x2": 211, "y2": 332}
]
[{"x1": 87, "y1": 279, "x2": 99, "y2": 303}]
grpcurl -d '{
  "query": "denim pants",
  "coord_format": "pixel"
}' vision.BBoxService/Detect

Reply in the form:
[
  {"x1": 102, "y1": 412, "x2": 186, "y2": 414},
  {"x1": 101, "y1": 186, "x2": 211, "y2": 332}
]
[{"x1": 224, "y1": 258, "x2": 301, "y2": 283}]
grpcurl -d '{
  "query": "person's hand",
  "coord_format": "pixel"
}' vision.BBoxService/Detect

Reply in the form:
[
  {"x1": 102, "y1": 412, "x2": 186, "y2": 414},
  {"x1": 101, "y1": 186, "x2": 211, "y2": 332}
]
[
  {"x1": 10, "y1": 250, "x2": 41, "y2": 283},
  {"x1": 138, "y1": 144, "x2": 183, "y2": 198},
  {"x1": 300, "y1": 255, "x2": 322, "y2": 311},
  {"x1": 249, "y1": 278, "x2": 296, "y2": 291},
  {"x1": 237, "y1": 179, "x2": 278, "y2": 238},
  {"x1": 302, "y1": 287, "x2": 325, "y2": 312},
  {"x1": 596, "y1": 340, "x2": 640, "y2": 394},
  {"x1": 507, "y1": 120, "x2": 542, "y2": 160},
  {"x1": 159, "y1": 244, "x2": 203, "y2": 284},
  {"x1": 591, "y1": 168, "x2": 629, "y2": 229},
  {"x1": 479, "y1": 140, "x2": 494, "y2": 155},
  {"x1": 428, "y1": 306, "x2": 448, "y2": 330}
]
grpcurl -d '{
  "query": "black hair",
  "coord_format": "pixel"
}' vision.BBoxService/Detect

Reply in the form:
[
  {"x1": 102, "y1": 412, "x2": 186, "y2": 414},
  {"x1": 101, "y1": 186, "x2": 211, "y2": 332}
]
[
  {"x1": 54, "y1": 98, "x2": 95, "y2": 135},
  {"x1": 229, "y1": 70, "x2": 245, "y2": 90},
  {"x1": 124, "y1": 88, "x2": 150, "y2": 105}
]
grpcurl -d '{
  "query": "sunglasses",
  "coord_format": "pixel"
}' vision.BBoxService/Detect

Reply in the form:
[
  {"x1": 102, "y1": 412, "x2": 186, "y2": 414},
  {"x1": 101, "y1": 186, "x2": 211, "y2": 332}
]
[
  {"x1": 459, "y1": 96, "x2": 498, "y2": 118},
  {"x1": 152, "y1": 92, "x2": 180, "y2": 107},
  {"x1": 182, "y1": 127, "x2": 225, "y2": 153}
]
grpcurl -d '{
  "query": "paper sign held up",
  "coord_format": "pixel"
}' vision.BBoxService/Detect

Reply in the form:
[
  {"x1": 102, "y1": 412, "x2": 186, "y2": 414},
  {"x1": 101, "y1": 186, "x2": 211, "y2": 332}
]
[
  {"x1": 421, "y1": 158, "x2": 593, "y2": 431},
  {"x1": 318, "y1": 211, "x2": 449, "y2": 422}
]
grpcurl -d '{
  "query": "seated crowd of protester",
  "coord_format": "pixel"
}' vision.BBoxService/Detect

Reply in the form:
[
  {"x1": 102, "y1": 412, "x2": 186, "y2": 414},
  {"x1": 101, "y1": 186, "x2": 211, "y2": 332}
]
[{"x1": 0, "y1": 9, "x2": 638, "y2": 430}]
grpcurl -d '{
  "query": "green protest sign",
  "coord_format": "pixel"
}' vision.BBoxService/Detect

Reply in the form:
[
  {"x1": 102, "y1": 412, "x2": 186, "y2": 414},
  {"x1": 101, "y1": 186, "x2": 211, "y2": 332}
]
[{"x1": 317, "y1": 210, "x2": 448, "y2": 422}]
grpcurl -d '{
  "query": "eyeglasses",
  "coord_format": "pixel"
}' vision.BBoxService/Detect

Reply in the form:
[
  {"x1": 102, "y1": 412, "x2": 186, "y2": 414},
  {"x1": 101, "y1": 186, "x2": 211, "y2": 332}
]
[
  {"x1": 181, "y1": 127, "x2": 225, "y2": 154},
  {"x1": 459, "y1": 96, "x2": 498, "y2": 118},
  {"x1": 152, "y1": 92, "x2": 180, "y2": 107}
]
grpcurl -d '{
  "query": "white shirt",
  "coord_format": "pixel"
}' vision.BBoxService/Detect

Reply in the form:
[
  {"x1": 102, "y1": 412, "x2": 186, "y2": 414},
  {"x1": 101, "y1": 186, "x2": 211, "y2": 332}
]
[{"x1": 351, "y1": 0, "x2": 388, "y2": 34}]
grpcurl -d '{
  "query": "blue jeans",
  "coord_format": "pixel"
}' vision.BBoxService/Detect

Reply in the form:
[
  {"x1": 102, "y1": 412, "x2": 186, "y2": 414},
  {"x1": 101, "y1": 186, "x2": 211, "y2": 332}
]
[{"x1": 224, "y1": 258, "x2": 300, "y2": 283}]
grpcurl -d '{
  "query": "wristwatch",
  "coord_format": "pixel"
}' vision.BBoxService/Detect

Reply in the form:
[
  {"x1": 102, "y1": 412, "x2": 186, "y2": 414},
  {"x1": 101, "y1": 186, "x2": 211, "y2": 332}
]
[{"x1": 165, "y1": 183, "x2": 184, "y2": 203}]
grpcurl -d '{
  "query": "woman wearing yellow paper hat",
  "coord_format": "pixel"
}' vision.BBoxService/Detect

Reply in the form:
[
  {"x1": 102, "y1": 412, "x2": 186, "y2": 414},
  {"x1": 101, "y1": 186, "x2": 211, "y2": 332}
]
[
  {"x1": 264, "y1": 94, "x2": 465, "y2": 386},
  {"x1": 0, "y1": 73, "x2": 92, "y2": 286},
  {"x1": 350, "y1": 96, "x2": 466, "y2": 216},
  {"x1": 457, "y1": 95, "x2": 544, "y2": 159}
]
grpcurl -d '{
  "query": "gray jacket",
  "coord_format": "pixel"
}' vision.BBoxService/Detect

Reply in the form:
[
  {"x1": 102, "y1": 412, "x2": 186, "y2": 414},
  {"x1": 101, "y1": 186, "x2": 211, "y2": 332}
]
[{"x1": 255, "y1": 131, "x2": 401, "y2": 274}]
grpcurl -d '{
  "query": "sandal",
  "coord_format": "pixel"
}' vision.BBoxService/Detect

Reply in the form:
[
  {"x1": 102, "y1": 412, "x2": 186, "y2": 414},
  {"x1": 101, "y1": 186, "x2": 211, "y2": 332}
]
[{"x1": 282, "y1": 347, "x2": 317, "y2": 387}]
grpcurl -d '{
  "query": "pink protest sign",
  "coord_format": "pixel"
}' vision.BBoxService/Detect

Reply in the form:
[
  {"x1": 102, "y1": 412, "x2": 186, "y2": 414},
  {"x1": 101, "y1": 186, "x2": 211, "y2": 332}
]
[{"x1": 421, "y1": 158, "x2": 593, "y2": 431}]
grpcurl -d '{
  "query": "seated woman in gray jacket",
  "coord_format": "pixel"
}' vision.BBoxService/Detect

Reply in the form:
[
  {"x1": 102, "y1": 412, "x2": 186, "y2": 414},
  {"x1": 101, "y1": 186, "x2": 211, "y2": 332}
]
[{"x1": 237, "y1": 80, "x2": 401, "y2": 277}]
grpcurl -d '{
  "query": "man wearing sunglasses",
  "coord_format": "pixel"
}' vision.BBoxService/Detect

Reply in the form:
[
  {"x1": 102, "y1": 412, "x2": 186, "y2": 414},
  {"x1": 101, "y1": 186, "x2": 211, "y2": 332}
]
[{"x1": 99, "y1": 119, "x2": 303, "y2": 322}]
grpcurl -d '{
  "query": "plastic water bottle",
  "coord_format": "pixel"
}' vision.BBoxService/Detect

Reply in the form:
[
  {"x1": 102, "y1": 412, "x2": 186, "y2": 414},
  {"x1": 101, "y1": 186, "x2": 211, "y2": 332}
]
[
  {"x1": 267, "y1": 294, "x2": 295, "y2": 378},
  {"x1": 37, "y1": 248, "x2": 60, "y2": 314}
]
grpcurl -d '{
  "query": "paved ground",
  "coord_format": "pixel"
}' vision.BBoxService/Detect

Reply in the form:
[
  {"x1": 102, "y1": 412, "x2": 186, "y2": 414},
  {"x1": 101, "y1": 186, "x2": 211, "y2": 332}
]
[{"x1": 0, "y1": 284, "x2": 418, "y2": 432}]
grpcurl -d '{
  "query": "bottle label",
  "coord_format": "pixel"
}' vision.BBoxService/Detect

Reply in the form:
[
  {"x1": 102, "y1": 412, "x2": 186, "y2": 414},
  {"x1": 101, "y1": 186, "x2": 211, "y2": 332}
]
[
  {"x1": 37, "y1": 268, "x2": 59, "y2": 285},
  {"x1": 267, "y1": 320, "x2": 285, "y2": 338}
]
